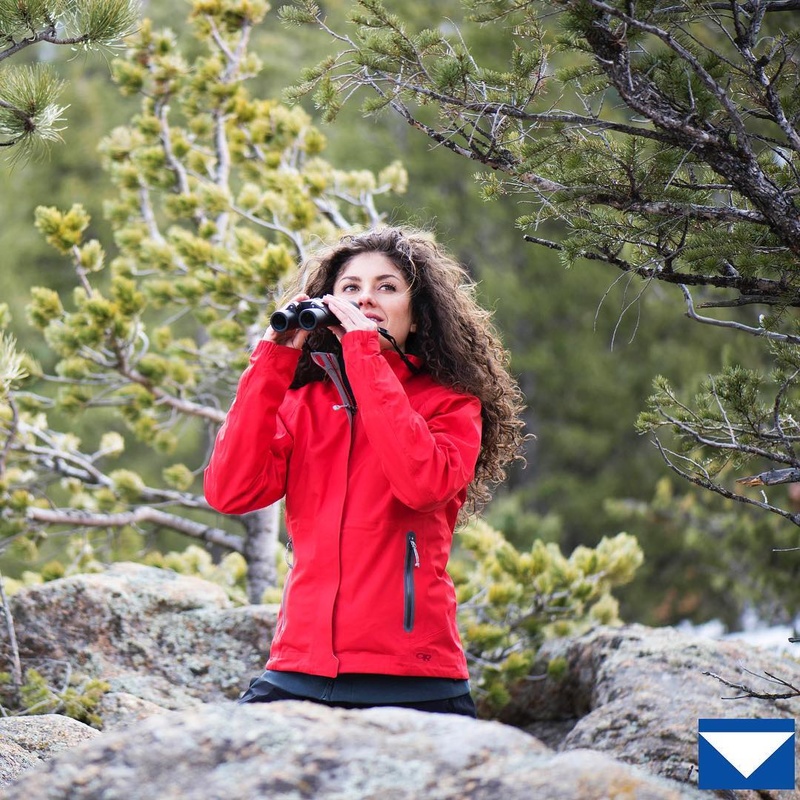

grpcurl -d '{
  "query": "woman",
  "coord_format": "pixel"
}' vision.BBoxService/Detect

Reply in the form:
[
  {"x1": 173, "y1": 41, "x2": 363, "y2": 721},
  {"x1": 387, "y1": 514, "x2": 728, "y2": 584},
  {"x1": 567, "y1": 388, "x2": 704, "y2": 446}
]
[{"x1": 204, "y1": 227, "x2": 525, "y2": 717}]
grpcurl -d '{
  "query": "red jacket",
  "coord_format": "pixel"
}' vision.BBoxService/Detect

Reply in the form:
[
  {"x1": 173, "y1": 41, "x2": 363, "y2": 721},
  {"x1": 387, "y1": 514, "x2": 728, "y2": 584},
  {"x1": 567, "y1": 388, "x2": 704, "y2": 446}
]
[{"x1": 204, "y1": 330, "x2": 482, "y2": 679}]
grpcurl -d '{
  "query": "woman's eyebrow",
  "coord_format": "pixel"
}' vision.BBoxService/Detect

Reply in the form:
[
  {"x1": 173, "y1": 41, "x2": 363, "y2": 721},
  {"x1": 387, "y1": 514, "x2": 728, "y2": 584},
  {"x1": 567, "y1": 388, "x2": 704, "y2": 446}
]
[{"x1": 336, "y1": 273, "x2": 401, "y2": 283}]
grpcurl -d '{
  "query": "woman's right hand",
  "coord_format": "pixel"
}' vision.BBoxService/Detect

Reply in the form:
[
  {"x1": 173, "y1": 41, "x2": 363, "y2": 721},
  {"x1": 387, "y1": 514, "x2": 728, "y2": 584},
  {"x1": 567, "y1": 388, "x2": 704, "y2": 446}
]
[{"x1": 262, "y1": 293, "x2": 311, "y2": 349}]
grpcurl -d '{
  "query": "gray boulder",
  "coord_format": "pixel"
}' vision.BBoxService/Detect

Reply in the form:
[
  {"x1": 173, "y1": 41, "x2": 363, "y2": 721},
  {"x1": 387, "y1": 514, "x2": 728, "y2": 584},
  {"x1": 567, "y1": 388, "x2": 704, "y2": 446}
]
[
  {"x1": 0, "y1": 715, "x2": 99, "y2": 787},
  {"x1": 3, "y1": 565, "x2": 799, "y2": 798},
  {"x1": 1, "y1": 562, "x2": 276, "y2": 713},
  {"x1": 0, "y1": 701, "x2": 707, "y2": 800},
  {"x1": 499, "y1": 624, "x2": 800, "y2": 798}
]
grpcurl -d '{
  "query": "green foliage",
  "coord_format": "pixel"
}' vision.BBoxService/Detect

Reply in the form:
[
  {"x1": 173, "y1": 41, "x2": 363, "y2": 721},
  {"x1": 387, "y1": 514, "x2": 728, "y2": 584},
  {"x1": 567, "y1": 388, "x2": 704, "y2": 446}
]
[
  {"x1": 0, "y1": 0, "x2": 140, "y2": 161},
  {"x1": 286, "y1": 0, "x2": 800, "y2": 318},
  {"x1": 609, "y1": 476, "x2": 800, "y2": 628},
  {"x1": 34, "y1": 204, "x2": 92, "y2": 254},
  {"x1": 0, "y1": 64, "x2": 67, "y2": 161},
  {"x1": 0, "y1": 333, "x2": 29, "y2": 396},
  {"x1": 455, "y1": 519, "x2": 642, "y2": 708},
  {"x1": 279, "y1": 0, "x2": 800, "y2": 630},
  {"x1": 0, "y1": 0, "x2": 409, "y2": 604},
  {"x1": 64, "y1": 0, "x2": 141, "y2": 44},
  {"x1": 144, "y1": 545, "x2": 248, "y2": 604},
  {"x1": 638, "y1": 350, "x2": 800, "y2": 503},
  {"x1": 1, "y1": 667, "x2": 110, "y2": 728},
  {"x1": 278, "y1": 1, "x2": 320, "y2": 27}
]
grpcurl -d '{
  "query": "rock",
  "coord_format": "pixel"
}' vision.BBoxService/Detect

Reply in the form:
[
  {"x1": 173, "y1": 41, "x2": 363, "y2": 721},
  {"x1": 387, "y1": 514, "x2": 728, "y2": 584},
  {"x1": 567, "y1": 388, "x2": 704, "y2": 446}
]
[
  {"x1": 0, "y1": 562, "x2": 277, "y2": 720},
  {"x1": 0, "y1": 701, "x2": 707, "y2": 800},
  {"x1": 0, "y1": 715, "x2": 99, "y2": 787},
  {"x1": 96, "y1": 691, "x2": 173, "y2": 729},
  {"x1": 4, "y1": 567, "x2": 799, "y2": 798},
  {"x1": 498, "y1": 623, "x2": 800, "y2": 798}
]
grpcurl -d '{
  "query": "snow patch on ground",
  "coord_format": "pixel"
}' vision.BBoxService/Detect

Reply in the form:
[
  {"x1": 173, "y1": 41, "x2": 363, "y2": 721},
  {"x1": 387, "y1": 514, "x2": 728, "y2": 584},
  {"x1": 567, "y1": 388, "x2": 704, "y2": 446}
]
[{"x1": 677, "y1": 614, "x2": 800, "y2": 657}]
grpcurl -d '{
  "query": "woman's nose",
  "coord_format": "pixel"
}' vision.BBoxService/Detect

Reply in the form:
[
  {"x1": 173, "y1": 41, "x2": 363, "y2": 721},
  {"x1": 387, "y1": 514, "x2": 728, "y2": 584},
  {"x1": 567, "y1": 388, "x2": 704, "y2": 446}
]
[{"x1": 358, "y1": 288, "x2": 376, "y2": 306}]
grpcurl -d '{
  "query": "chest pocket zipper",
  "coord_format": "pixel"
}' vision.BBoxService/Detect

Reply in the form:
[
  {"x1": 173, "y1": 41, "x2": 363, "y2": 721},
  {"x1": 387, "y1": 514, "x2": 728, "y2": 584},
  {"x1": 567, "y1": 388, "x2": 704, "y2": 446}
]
[
  {"x1": 404, "y1": 531, "x2": 419, "y2": 633},
  {"x1": 284, "y1": 537, "x2": 294, "y2": 569}
]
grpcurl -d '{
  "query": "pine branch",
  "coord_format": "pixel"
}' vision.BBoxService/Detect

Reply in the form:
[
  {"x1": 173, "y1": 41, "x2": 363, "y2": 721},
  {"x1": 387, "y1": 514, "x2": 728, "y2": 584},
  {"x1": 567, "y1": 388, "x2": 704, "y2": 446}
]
[
  {"x1": 651, "y1": 437, "x2": 800, "y2": 526},
  {"x1": 523, "y1": 237, "x2": 800, "y2": 306},
  {"x1": 111, "y1": 344, "x2": 226, "y2": 425},
  {"x1": 28, "y1": 506, "x2": 244, "y2": 554},
  {"x1": 579, "y1": 2, "x2": 800, "y2": 256},
  {"x1": 0, "y1": 28, "x2": 58, "y2": 64}
]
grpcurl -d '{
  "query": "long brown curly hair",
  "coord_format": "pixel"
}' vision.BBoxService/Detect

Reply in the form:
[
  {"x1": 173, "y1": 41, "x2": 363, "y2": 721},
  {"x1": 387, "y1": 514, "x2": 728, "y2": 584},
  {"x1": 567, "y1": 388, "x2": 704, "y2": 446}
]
[{"x1": 283, "y1": 227, "x2": 527, "y2": 517}]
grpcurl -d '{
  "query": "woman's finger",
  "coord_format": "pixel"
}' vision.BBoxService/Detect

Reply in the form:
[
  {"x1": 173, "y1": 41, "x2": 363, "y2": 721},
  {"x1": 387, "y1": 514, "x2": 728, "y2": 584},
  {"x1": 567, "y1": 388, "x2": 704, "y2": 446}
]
[{"x1": 323, "y1": 295, "x2": 377, "y2": 331}]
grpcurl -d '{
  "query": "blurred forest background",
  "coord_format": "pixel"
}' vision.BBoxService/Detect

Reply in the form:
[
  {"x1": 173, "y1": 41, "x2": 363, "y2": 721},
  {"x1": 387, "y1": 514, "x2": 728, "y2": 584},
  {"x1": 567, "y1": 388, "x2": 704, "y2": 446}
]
[{"x1": 2, "y1": 0, "x2": 799, "y2": 634}]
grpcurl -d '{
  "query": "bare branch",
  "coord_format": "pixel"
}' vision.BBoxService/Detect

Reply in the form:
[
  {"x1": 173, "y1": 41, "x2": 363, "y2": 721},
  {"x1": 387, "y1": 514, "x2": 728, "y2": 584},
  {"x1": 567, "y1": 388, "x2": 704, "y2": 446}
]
[
  {"x1": 704, "y1": 668, "x2": 800, "y2": 700},
  {"x1": 0, "y1": 27, "x2": 59, "y2": 64},
  {"x1": 736, "y1": 467, "x2": 800, "y2": 487},
  {"x1": 0, "y1": 569, "x2": 22, "y2": 690},
  {"x1": 680, "y1": 286, "x2": 800, "y2": 342}
]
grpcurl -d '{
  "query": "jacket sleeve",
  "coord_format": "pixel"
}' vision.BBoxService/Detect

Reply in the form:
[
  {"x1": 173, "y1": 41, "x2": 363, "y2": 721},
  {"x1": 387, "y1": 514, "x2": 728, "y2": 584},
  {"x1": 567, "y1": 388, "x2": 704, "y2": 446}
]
[
  {"x1": 203, "y1": 340, "x2": 301, "y2": 515},
  {"x1": 342, "y1": 330, "x2": 482, "y2": 512}
]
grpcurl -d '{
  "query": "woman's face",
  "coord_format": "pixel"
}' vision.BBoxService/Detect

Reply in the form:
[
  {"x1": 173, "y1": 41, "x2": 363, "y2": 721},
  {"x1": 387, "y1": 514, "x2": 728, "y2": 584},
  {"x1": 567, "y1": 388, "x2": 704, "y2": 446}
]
[{"x1": 332, "y1": 252, "x2": 416, "y2": 351}]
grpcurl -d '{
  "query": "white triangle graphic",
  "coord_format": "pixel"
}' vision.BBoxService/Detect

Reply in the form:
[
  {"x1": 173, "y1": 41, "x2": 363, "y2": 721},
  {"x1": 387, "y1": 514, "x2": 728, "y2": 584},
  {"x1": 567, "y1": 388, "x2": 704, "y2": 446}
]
[{"x1": 699, "y1": 731, "x2": 793, "y2": 778}]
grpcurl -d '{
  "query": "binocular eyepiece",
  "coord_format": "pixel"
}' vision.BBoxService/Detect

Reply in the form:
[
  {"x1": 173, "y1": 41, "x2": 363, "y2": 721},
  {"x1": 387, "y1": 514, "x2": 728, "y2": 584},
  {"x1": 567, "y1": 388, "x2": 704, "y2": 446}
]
[{"x1": 270, "y1": 299, "x2": 339, "y2": 333}]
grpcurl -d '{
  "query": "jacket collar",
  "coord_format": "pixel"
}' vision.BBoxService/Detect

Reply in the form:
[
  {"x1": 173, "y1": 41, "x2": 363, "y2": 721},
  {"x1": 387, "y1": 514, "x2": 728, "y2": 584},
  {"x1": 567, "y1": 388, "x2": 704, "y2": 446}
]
[
  {"x1": 311, "y1": 351, "x2": 356, "y2": 422},
  {"x1": 310, "y1": 349, "x2": 423, "y2": 424},
  {"x1": 379, "y1": 348, "x2": 423, "y2": 380}
]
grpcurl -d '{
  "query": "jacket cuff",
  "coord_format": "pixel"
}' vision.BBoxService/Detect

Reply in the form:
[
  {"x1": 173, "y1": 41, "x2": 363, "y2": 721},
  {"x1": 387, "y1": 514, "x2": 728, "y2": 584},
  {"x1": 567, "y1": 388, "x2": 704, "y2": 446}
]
[
  {"x1": 341, "y1": 329, "x2": 382, "y2": 356},
  {"x1": 251, "y1": 339, "x2": 303, "y2": 372}
]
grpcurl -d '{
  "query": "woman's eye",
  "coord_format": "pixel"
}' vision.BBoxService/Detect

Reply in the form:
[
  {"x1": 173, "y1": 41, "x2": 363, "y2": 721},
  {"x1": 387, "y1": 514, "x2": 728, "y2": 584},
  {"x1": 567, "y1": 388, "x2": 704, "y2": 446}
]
[
  {"x1": 379, "y1": 283, "x2": 397, "y2": 291},
  {"x1": 341, "y1": 284, "x2": 358, "y2": 292}
]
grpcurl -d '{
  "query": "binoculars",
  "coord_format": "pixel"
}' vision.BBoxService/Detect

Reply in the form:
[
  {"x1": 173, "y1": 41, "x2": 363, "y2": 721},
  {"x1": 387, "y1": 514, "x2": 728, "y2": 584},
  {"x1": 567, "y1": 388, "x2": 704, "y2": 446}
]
[{"x1": 270, "y1": 299, "x2": 339, "y2": 332}]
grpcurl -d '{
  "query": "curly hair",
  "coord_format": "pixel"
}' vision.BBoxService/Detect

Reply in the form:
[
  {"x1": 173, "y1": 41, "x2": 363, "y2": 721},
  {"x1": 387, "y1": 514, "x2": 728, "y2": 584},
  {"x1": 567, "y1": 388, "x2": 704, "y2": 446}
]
[{"x1": 283, "y1": 227, "x2": 527, "y2": 517}]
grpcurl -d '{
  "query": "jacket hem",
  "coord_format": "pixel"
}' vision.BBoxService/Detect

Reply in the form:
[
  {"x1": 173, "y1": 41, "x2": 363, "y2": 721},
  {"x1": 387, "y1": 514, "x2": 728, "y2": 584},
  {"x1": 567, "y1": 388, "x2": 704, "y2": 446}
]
[{"x1": 266, "y1": 653, "x2": 469, "y2": 681}]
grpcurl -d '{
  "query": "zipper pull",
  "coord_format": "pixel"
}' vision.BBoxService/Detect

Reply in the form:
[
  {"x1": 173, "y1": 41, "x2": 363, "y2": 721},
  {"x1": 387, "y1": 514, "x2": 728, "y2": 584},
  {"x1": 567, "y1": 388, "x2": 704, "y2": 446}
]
[
  {"x1": 284, "y1": 538, "x2": 294, "y2": 569},
  {"x1": 409, "y1": 534, "x2": 420, "y2": 567}
]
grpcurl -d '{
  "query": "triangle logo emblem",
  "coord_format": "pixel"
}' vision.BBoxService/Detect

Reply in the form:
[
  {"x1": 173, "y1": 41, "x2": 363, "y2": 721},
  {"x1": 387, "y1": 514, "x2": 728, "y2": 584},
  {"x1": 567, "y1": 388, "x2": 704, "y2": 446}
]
[{"x1": 699, "y1": 731, "x2": 794, "y2": 778}]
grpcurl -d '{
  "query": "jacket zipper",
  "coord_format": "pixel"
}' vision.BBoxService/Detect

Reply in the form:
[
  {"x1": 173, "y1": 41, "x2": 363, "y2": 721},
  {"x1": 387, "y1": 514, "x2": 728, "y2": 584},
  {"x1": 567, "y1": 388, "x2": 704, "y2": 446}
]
[
  {"x1": 310, "y1": 351, "x2": 357, "y2": 422},
  {"x1": 275, "y1": 538, "x2": 294, "y2": 640},
  {"x1": 404, "y1": 531, "x2": 419, "y2": 633},
  {"x1": 284, "y1": 536, "x2": 294, "y2": 569}
]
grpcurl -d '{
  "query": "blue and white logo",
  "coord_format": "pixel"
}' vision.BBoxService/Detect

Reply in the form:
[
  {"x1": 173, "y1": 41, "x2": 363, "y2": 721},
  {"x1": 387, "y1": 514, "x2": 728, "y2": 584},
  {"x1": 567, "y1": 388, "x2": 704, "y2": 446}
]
[{"x1": 698, "y1": 718, "x2": 795, "y2": 790}]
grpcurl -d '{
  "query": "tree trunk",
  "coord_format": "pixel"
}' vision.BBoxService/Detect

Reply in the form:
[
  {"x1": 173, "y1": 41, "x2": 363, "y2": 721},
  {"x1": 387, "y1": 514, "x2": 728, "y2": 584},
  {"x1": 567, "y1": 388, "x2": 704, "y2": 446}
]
[
  {"x1": 242, "y1": 504, "x2": 280, "y2": 604},
  {"x1": 0, "y1": 569, "x2": 22, "y2": 709}
]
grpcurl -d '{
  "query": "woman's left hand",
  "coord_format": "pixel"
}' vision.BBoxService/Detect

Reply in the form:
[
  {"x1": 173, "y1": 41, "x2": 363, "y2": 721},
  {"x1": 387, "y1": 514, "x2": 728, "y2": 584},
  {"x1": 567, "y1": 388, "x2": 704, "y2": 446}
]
[{"x1": 322, "y1": 295, "x2": 379, "y2": 339}]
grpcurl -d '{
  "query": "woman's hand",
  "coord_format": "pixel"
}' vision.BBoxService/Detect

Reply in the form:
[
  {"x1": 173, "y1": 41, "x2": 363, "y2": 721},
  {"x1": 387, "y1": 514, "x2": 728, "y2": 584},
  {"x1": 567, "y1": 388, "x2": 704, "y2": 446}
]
[
  {"x1": 322, "y1": 294, "x2": 378, "y2": 340},
  {"x1": 263, "y1": 293, "x2": 311, "y2": 349}
]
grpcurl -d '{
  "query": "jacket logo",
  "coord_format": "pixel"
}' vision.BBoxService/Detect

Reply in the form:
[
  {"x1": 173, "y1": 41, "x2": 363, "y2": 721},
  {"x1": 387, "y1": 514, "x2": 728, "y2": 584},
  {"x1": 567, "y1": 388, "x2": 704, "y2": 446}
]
[{"x1": 416, "y1": 652, "x2": 432, "y2": 662}]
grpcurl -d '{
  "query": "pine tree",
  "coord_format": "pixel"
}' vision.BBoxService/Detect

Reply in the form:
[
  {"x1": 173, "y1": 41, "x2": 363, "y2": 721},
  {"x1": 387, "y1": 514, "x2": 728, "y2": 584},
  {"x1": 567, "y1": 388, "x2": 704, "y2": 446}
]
[
  {"x1": 285, "y1": 0, "x2": 800, "y2": 529},
  {"x1": 0, "y1": 0, "x2": 408, "y2": 602}
]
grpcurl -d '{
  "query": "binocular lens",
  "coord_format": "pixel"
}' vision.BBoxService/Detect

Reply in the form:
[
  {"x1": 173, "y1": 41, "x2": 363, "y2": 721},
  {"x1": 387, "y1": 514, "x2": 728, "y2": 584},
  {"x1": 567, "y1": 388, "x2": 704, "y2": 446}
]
[
  {"x1": 270, "y1": 310, "x2": 293, "y2": 333},
  {"x1": 270, "y1": 299, "x2": 341, "y2": 333},
  {"x1": 298, "y1": 306, "x2": 337, "y2": 330}
]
